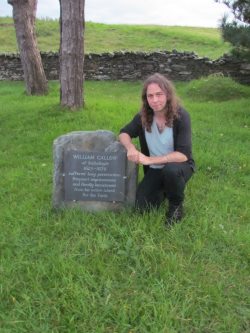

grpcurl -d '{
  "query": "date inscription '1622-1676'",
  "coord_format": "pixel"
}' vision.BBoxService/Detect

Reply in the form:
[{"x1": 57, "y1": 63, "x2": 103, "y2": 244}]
[{"x1": 64, "y1": 151, "x2": 126, "y2": 202}]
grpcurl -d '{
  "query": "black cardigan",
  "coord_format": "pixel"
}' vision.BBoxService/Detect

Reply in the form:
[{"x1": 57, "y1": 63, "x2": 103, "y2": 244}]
[{"x1": 120, "y1": 107, "x2": 195, "y2": 173}]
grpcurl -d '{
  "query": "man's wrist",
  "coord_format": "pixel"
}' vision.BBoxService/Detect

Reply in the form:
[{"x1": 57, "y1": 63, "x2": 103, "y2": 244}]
[{"x1": 127, "y1": 143, "x2": 136, "y2": 151}]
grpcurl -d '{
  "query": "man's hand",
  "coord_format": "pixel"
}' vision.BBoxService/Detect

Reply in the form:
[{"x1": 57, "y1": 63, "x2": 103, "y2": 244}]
[
  {"x1": 128, "y1": 150, "x2": 151, "y2": 165},
  {"x1": 138, "y1": 152, "x2": 151, "y2": 165},
  {"x1": 127, "y1": 146, "x2": 140, "y2": 163}
]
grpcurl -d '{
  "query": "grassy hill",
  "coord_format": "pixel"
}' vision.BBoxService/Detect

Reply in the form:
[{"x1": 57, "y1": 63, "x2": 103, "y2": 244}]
[{"x1": 0, "y1": 17, "x2": 231, "y2": 59}]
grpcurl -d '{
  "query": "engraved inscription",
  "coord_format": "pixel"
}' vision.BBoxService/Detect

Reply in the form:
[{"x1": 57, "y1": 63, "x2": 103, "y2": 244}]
[{"x1": 64, "y1": 151, "x2": 126, "y2": 202}]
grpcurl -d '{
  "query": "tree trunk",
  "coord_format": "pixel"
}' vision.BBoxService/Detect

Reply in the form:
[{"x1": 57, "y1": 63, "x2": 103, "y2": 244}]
[
  {"x1": 59, "y1": 0, "x2": 85, "y2": 110},
  {"x1": 8, "y1": 0, "x2": 48, "y2": 95}
]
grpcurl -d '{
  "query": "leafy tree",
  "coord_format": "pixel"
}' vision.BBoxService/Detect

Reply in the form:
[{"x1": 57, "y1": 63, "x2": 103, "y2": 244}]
[
  {"x1": 8, "y1": 0, "x2": 48, "y2": 95},
  {"x1": 215, "y1": 0, "x2": 250, "y2": 58},
  {"x1": 59, "y1": 0, "x2": 85, "y2": 110}
]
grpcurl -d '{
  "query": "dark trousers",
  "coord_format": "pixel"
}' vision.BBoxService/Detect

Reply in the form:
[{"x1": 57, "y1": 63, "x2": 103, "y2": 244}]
[{"x1": 135, "y1": 162, "x2": 193, "y2": 212}]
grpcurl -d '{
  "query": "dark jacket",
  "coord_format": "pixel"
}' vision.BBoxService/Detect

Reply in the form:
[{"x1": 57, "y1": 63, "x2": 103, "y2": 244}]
[{"x1": 120, "y1": 107, "x2": 195, "y2": 173}]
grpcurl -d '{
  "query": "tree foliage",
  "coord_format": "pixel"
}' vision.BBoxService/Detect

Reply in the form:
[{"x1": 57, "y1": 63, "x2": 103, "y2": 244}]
[
  {"x1": 215, "y1": 0, "x2": 250, "y2": 58},
  {"x1": 216, "y1": 0, "x2": 250, "y2": 23}
]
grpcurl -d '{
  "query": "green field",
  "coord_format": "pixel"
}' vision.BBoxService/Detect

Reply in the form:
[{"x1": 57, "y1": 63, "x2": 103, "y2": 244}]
[
  {"x1": 0, "y1": 76, "x2": 249, "y2": 332},
  {"x1": 0, "y1": 17, "x2": 231, "y2": 59}
]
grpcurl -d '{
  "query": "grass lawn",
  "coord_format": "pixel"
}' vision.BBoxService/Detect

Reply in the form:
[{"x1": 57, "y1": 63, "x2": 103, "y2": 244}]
[
  {"x1": 0, "y1": 17, "x2": 231, "y2": 59},
  {"x1": 0, "y1": 77, "x2": 249, "y2": 332}
]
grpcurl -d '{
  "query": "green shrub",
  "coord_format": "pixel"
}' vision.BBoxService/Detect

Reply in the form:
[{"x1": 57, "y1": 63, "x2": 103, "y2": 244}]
[{"x1": 183, "y1": 75, "x2": 250, "y2": 102}]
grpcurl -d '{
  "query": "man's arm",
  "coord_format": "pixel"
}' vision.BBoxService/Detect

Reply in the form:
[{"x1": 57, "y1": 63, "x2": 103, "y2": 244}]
[
  {"x1": 119, "y1": 133, "x2": 140, "y2": 163},
  {"x1": 138, "y1": 151, "x2": 188, "y2": 166},
  {"x1": 120, "y1": 132, "x2": 187, "y2": 166}
]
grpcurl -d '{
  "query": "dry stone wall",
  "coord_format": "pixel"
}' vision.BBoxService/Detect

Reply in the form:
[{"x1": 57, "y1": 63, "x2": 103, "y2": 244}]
[{"x1": 0, "y1": 51, "x2": 249, "y2": 84}]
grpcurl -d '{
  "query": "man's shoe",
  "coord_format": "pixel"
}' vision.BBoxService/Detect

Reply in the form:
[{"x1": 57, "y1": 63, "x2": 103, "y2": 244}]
[{"x1": 166, "y1": 203, "x2": 183, "y2": 227}]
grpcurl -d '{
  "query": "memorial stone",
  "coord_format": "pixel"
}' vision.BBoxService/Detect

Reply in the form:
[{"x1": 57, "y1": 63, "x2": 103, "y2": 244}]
[{"x1": 53, "y1": 130, "x2": 138, "y2": 212}]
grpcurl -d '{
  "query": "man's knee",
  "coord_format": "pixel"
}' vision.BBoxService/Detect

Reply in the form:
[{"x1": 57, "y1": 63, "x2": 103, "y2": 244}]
[{"x1": 161, "y1": 163, "x2": 181, "y2": 179}]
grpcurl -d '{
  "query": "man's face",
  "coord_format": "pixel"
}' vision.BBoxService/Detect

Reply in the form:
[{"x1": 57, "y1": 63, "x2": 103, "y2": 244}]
[{"x1": 146, "y1": 83, "x2": 167, "y2": 113}]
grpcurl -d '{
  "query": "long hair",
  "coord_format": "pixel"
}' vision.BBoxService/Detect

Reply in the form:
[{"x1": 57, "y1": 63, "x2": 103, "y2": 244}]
[{"x1": 141, "y1": 73, "x2": 181, "y2": 132}]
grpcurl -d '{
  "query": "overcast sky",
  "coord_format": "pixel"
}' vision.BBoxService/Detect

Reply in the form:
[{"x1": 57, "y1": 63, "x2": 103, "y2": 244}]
[{"x1": 1, "y1": 0, "x2": 232, "y2": 28}]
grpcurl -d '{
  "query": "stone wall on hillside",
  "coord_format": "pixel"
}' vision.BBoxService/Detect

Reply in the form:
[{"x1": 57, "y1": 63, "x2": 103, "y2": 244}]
[{"x1": 0, "y1": 51, "x2": 249, "y2": 84}]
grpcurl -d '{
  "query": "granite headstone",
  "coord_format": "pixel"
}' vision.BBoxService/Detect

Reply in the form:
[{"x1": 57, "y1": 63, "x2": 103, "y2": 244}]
[{"x1": 53, "y1": 130, "x2": 138, "y2": 212}]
